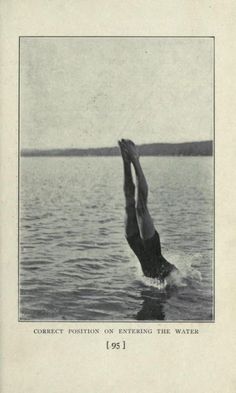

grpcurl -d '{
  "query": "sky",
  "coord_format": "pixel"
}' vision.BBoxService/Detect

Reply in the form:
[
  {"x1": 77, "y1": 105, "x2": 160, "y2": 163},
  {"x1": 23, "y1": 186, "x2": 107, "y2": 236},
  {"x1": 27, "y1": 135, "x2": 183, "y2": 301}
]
[{"x1": 20, "y1": 37, "x2": 214, "y2": 149}]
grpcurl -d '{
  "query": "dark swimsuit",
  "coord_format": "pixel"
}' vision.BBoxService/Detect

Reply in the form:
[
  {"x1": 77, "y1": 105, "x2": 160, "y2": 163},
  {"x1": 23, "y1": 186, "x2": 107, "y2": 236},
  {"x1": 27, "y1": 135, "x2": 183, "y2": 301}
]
[{"x1": 126, "y1": 230, "x2": 175, "y2": 281}]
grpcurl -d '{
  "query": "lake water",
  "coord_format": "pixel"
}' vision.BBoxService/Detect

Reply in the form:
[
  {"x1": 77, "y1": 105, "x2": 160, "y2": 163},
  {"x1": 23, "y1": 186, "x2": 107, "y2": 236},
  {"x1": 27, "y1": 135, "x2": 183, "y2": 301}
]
[{"x1": 20, "y1": 156, "x2": 214, "y2": 321}]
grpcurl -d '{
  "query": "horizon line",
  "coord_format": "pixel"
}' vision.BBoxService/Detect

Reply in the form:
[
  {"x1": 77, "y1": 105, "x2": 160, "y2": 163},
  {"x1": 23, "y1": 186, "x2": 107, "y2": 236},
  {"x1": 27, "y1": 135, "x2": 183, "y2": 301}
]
[{"x1": 21, "y1": 140, "x2": 213, "y2": 151}]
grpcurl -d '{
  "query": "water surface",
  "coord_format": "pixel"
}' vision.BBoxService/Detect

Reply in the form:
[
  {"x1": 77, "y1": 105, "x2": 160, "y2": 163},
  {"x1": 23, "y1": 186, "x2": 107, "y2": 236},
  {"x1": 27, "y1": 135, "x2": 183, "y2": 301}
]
[{"x1": 20, "y1": 156, "x2": 214, "y2": 321}]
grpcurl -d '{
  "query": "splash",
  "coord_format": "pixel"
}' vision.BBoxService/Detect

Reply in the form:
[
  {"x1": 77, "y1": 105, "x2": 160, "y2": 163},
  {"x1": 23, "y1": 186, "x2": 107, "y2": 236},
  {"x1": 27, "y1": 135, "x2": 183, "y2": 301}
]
[
  {"x1": 133, "y1": 251, "x2": 202, "y2": 289},
  {"x1": 165, "y1": 251, "x2": 202, "y2": 288},
  {"x1": 139, "y1": 276, "x2": 168, "y2": 290}
]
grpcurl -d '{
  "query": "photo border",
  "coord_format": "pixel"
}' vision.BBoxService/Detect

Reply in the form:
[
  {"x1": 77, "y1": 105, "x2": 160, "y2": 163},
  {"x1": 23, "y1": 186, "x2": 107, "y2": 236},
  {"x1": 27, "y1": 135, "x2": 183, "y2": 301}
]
[{"x1": 18, "y1": 35, "x2": 215, "y2": 323}]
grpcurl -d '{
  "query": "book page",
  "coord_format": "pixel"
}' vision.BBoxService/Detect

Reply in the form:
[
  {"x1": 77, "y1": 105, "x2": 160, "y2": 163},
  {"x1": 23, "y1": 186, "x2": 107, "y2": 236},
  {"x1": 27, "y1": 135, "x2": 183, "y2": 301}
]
[{"x1": 1, "y1": 1, "x2": 236, "y2": 392}]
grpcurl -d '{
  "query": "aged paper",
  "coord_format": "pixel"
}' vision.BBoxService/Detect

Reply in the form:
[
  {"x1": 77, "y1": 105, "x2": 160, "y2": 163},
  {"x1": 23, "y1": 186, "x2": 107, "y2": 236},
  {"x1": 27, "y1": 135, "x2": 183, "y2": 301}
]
[{"x1": 1, "y1": 1, "x2": 236, "y2": 392}]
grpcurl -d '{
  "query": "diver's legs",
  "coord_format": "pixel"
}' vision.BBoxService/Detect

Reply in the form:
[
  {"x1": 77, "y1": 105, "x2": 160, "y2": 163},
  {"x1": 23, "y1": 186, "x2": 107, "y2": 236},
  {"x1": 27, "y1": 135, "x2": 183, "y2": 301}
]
[
  {"x1": 121, "y1": 140, "x2": 155, "y2": 240},
  {"x1": 118, "y1": 141, "x2": 139, "y2": 238}
]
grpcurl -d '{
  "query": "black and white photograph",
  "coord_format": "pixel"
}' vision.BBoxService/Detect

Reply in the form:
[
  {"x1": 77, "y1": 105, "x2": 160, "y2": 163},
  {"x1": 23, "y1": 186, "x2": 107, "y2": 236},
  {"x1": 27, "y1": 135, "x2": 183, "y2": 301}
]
[{"x1": 19, "y1": 36, "x2": 214, "y2": 321}]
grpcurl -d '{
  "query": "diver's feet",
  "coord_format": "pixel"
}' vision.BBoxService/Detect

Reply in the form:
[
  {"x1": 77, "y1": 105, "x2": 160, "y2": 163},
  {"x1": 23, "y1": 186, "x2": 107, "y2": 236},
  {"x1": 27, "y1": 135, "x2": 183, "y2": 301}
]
[{"x1": 121, "y1": 139, "x2": 139, "y2": 163}]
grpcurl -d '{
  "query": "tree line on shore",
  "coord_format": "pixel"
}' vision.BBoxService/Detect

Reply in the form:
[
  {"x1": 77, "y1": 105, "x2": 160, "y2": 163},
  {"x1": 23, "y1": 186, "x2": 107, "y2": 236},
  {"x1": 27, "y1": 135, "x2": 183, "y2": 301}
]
[{"x1": 21, "y1": 140, "x2": 213, "y2": 157}]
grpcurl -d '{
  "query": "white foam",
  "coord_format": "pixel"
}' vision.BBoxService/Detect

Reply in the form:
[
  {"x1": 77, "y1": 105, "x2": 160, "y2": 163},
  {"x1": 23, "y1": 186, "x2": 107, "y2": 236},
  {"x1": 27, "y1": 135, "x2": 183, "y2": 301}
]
[{"x1": 140, "y1": 276, "x2": 168, "y2": 290}]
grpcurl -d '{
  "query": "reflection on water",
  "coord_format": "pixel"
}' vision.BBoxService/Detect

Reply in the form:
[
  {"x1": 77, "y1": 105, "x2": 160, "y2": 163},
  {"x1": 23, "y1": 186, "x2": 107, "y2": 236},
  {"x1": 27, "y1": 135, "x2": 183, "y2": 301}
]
[
  {"x1": 137, "y1": 289, "x2": 167, "y2": 320},
  {"x1": 20, "y1": 157, "x2": 214, "y2": 321}
]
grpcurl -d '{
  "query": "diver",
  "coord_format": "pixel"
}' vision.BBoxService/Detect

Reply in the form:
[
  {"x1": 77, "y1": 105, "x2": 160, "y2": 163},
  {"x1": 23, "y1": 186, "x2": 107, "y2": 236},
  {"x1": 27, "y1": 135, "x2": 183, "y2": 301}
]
[{"x1": 118, "y1": 139, "x2": 176, "y2": 281}]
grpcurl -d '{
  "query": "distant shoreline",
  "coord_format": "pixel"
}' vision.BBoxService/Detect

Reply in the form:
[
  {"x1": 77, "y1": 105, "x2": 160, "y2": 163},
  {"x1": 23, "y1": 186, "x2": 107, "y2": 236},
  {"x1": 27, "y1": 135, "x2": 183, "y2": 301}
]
[{"x1": 21, "y1": 140, "x2": 213, "y2": 157}]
